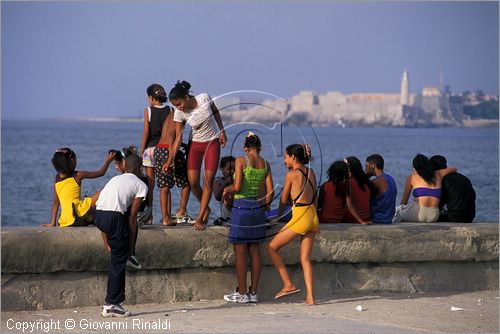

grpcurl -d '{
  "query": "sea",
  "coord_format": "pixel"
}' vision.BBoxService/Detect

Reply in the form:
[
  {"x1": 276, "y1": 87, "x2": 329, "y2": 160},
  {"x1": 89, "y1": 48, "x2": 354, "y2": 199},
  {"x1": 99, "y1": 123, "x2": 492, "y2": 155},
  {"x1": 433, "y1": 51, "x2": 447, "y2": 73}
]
[{"x1": 1, "y1": 119, "x2": 498, "y2": 226}]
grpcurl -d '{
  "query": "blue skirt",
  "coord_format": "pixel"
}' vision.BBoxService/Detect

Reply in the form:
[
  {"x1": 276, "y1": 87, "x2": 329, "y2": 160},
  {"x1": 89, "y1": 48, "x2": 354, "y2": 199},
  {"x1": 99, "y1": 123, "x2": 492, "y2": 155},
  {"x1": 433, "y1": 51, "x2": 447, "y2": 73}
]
[{"x1": 228, "y1": 197, "x2": 266, "y2": 244}]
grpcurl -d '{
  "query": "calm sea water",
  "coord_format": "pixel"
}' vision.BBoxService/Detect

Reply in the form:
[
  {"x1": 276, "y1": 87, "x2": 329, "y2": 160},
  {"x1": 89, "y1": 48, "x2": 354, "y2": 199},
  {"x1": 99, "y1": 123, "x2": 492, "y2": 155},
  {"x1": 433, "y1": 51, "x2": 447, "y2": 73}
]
[{"x1": 1, "y1": 120, "x2": 498, "y2": 226}]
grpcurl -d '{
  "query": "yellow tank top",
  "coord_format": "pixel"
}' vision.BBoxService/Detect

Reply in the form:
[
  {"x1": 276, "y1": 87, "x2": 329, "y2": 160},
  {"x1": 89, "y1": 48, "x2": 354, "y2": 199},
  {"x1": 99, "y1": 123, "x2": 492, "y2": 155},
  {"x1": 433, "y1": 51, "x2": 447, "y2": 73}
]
[{"x1": 55, "y1": 176, "x2": 92, "y2": 227}]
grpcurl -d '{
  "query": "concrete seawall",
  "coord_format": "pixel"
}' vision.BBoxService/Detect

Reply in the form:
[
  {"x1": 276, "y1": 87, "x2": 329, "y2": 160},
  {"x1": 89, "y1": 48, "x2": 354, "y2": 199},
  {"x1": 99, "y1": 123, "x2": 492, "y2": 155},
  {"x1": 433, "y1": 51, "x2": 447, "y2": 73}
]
[{"x1": 1, "y1": 223, "x2": 498, "y2": 311}]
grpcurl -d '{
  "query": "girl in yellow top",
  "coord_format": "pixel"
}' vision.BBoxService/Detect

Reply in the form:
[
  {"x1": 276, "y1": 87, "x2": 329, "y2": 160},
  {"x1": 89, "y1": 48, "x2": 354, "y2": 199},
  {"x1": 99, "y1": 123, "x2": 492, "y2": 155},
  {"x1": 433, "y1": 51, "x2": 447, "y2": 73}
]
[
  {"x1": 43, "y1": 148, "x2": 115, "y2": 227},
  {"x1": 268, "y1": 144, "x2": 319, "y2": 305}
]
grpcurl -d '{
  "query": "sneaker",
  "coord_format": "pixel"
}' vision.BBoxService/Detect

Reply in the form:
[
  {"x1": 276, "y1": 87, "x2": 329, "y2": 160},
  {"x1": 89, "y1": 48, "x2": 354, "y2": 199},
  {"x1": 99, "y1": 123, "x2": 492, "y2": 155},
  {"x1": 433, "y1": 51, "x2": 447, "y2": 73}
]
[
  {"x1": 213, "y1": 217, "x2": 225, "y2": 226},
  {"x1": 101, "y1": 304, "x2": 131, "y2": 318},
  {"x1": 126, "y1": 255, "x2": 142, "y2": 270},
  {"x1": 177, "y1": 215, "x2": 195, "y2": 225},
  {"x1": 223, "y1": 290, "x2": 250, "y2": 303},
  {"x1": 248, "y1": 290, "x2": 258, "y2": 303}
]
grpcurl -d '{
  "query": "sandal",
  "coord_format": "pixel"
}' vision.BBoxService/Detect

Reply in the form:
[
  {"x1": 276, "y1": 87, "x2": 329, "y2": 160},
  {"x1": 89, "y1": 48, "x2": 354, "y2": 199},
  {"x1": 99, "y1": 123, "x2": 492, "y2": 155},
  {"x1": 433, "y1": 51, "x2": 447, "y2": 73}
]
[{"x1": 274, "y1": 288, "x2": 301, "y2": 300}]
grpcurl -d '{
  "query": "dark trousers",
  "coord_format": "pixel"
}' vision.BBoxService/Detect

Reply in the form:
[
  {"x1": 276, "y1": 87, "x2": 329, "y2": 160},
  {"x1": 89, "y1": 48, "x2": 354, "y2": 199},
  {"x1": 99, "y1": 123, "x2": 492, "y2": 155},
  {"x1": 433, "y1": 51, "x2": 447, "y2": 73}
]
[{"x1": 94, "y1": 210, "x2": 129, "y2": 305}]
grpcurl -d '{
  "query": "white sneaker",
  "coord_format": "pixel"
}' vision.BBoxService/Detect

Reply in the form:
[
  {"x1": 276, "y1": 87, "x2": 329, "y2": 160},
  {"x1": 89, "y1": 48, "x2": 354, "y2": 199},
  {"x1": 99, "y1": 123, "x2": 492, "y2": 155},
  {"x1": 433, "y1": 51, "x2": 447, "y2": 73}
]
[
  {"x1": 126, "y1": 255, "x2": 142, "y2": 270},
  {"x1": 249, "y1": 291, "x2": 258, "y2": 303},
  {"x1": 101, "y1": 304, "x2": 131, "y2": 318},
  {"x1": 223, "y1": 290, "x2": 250, "y2": 303}
]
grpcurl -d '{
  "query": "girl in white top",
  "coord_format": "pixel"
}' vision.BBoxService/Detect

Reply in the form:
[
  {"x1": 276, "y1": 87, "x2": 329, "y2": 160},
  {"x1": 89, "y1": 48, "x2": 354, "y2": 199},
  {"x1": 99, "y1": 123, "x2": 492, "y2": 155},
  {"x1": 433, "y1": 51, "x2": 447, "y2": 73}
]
[{"x1": 163, "y1": 81, "x2": 227, "y2": 230}]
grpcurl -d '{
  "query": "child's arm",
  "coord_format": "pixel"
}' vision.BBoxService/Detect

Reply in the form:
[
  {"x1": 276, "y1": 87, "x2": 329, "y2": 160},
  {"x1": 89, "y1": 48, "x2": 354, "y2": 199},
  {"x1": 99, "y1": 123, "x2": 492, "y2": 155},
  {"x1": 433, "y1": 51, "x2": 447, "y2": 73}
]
[
  {"x1": 140, "y1": 107, "x2": 150, "y2": 156},
  {"x1": 276, "y1": 172, "x2": 293, "y2": 223},
  {"x1": 162, "y1": 121, "x2": 185, "y2": 173},
  {"x1": 223, "y1": 158, "x2": 243, "y2": 196},
  {"x1": 43, "y1": 182, "x2": 60, "y2": 227},
  {"x1": 316, "y1": 183, "x2": 325, "y2": 211},
  {"x1": 101, "y1": 232, "x2": 111, "y2": 252},
  {"x1": 213, "y1": 177, "x2": 228, "y2": 202},
  {"x1": 346, "y1": 194, "x2": 371, "y2": 225},
  {"x1": 127, "y1": 197, "x2": 144, "y2": 256},
  {"x1": 400, "y1": 174, "x2": 413, "y2": 205},
  {"x1": 263, "y1": 162, "x2": 274, "y2": 211},
  {"x1": 437, "y1": 167, "x2": 457, "y2": 178},
  {"x1": 210, "y1": 101, "x2": 227, "y2": 148},
  {"x1": 76, "y1": 152, "x2": 115, "y2": 181}
]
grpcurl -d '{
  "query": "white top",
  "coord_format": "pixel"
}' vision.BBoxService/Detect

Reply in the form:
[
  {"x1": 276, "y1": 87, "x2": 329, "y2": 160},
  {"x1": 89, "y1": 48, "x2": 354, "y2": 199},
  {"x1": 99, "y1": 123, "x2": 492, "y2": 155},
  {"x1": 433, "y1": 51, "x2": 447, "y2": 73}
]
[
  {"x1": 96, "y1": 173, "x2": 148, "y2": 214},
  {"x1": 173, "y1": 93, "x2": 220, "y2": 142}
]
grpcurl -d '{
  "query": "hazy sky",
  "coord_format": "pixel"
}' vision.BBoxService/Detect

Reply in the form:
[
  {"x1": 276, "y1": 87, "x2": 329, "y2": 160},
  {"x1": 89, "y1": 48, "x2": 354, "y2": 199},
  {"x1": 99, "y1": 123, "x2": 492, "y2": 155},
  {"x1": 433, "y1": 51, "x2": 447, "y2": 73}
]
[{"x1": 2, "y1": 1, "x2": 498, "y2": 119}]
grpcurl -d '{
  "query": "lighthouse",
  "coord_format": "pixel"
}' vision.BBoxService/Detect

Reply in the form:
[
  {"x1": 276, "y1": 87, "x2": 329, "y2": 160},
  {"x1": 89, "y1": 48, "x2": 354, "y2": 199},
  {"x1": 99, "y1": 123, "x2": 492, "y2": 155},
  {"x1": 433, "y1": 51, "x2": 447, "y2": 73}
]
[{"x1": 401, "y1": 70, "x2": 410, "y2": 105}]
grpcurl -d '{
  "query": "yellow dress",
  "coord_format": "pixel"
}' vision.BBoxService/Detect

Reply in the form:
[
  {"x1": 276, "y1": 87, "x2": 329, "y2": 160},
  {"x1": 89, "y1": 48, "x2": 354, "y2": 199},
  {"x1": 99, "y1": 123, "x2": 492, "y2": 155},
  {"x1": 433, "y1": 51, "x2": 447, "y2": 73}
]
[
  {"x1": 285, "y1": 204, "x2": 319, "y2": 235},
  {"x1": 284, "y1": 168, "x2": 320, "y2": 235},
  {"x1": 55, "y1": 176, "x2": 92, "y2": 227}
]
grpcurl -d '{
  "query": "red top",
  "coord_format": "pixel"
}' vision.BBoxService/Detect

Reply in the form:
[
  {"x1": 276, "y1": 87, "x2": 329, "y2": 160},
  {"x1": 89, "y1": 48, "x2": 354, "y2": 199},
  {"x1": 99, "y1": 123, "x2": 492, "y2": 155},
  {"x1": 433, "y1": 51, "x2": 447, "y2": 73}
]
[
  {"x1": 317, "y1": 181, "x2": 345, "y2": 224},
  {"x1": 342, "y1": 178, "x2": 371, "y2": 222}
]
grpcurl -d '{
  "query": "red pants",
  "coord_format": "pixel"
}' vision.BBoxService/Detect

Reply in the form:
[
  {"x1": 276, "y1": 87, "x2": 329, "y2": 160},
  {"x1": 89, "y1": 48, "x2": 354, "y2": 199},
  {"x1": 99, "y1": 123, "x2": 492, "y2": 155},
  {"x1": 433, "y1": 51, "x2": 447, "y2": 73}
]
[{"x1": 186, "y1": 139, "x2": 221, "y2": 172}]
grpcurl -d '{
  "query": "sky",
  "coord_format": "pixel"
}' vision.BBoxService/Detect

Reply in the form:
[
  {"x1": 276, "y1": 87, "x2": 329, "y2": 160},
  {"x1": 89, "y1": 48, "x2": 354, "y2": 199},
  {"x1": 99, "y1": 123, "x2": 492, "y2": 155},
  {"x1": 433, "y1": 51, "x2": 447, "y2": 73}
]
[{"x1": 2, "y1": 1, "x2": 499, "y2": 120}]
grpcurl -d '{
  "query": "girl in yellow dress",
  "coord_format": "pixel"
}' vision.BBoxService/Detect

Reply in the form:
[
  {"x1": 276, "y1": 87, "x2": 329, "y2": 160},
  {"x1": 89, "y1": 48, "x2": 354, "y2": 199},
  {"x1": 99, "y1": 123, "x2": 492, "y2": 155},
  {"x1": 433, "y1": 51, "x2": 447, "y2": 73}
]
[
  {"x1": 268, "y1": 143, "x2": 319, "y2": 305},
  {"x1": 44, "y1": 148, "x2": 115, "y2": 227}
]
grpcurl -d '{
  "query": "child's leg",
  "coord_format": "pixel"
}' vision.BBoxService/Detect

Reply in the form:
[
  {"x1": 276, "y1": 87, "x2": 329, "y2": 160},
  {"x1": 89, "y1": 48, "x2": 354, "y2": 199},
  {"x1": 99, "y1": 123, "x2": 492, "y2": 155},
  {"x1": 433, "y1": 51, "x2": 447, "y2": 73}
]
[
  {"x1": 300, "y1": 232, "x2": 316, "y2": 305},
  {"x1": 160, "y1": 187, "x2": 174, "y2": 226},
  {"x1": 267, "y1": 228, "x2": 299, "y2": 292},
  {"x1": 90, "y1": 191, "x2": 101, "y2": 210},
  {"x1": 176, "y1": 186, "x2": 190, "y2": 217},
  {"x1": 187, "y1": 170, "x2": 202, "y2": 202},
  {"x1": 248, "y1": 243, "x2": 262, "y2": 293},
  {"x1": 234, "y1": 243, "x2": 248, "y2": 294},
  {"x1": 145, "y1": 166, "x2": 155, "y2": 222},
  {"x1": 195, "y1": 140, "x2": 220, "y2": 225},
  {"x1": 196, "y1": 170, "x2": 215, "y2": 225},
  {"x1": 96, "y1": 211, "x2": 128, "y2": 306}
]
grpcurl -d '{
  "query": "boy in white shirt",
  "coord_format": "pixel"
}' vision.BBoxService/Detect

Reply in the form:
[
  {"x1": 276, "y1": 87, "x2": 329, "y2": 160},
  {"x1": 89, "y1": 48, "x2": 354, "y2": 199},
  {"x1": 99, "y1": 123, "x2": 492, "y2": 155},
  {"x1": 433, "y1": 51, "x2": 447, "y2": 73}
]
[{"x1": 94, "y1": 154, "x2": 148, "y2": 318}]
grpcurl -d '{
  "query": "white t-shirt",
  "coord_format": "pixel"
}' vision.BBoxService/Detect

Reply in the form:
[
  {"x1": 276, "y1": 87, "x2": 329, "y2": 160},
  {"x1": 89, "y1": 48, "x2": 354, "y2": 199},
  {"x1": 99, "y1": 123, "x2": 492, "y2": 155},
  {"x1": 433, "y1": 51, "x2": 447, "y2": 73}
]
[
  {"x1": 96, "y1": 173, "x2": 148, "y2": 214},
  {"x1": 173, "y1": 93, "x2": 220, "y2": 142}
]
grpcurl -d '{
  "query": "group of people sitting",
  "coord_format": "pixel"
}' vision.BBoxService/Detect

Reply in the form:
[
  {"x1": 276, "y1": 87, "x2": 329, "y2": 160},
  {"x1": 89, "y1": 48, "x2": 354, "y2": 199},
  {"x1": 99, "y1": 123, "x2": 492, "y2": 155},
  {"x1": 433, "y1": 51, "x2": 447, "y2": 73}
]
[
  {"x1": 213, "y1": 152, "x2": 476, "y2": 227},
  {"x1": 44, "y1": 80, "x2": 477, "y2": 317}
]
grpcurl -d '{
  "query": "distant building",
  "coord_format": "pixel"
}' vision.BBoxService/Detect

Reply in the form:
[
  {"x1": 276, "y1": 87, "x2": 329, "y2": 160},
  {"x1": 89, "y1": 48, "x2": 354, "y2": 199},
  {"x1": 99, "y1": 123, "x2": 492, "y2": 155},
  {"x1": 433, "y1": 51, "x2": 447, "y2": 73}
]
[
  {"x1": 401, "y1": 70, "x2": 410, "y2": 105},
  {"x1": 422, "y1": 87, "x2": 441, "y2": 97},
  {"x1": 223, "y1": 70, "x2": 484, "y2": 127}
]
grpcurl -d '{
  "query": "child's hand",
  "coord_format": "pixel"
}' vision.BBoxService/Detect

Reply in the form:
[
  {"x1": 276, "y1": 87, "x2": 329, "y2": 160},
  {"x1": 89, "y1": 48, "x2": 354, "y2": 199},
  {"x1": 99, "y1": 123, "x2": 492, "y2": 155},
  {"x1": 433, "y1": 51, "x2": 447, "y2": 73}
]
[
  {"x1": 219, "y1": 130, "x2": 227, "y2": 148},
  {"x1": 194, "y1": 222, "x2": 205, "y2": 231},
  {"x1": 41, "y1": 223, "x2": 55, "y2": 227},
  {"x1": 106, "y1": 151, "x2": 116, "y2": 163},
  {"x1": 104, "y1": 242, "x2": 111, "y2": 252},
  {"x1": 162, "y1": 162, "x2": 172, "y2": 174},
  {"x1": 162, "y1": 158, "x2": 173, "y2": 173}
]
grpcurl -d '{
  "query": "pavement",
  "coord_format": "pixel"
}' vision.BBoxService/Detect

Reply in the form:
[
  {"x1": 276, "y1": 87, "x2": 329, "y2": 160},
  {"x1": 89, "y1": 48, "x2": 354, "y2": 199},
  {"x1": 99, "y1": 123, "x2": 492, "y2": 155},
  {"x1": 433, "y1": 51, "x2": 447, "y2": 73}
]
[{"x1": 1, "y1": 290, "x2": 498, "y2": 333}]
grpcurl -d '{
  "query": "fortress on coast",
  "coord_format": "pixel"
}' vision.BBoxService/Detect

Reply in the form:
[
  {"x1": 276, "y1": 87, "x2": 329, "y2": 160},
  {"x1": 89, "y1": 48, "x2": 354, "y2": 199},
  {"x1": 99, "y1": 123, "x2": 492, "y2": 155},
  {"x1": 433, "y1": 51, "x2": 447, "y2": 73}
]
[{"x1": 219, "y1": 71, "x2": 476, "y2": 127}]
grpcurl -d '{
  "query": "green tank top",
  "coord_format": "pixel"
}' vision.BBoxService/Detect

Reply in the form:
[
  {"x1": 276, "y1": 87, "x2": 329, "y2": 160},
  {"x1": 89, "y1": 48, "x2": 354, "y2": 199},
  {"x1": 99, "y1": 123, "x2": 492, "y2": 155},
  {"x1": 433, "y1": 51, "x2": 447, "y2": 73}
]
[{"x1": 234, "y1": 156, "x2": 268, "y2": 199}]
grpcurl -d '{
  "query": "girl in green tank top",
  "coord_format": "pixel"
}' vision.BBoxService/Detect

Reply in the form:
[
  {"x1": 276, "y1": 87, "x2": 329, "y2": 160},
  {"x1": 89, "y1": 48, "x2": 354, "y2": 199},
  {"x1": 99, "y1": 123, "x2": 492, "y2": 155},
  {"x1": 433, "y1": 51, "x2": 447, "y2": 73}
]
[{"x1": 222, "y1": 133, "x2": 274, "y2": 303}]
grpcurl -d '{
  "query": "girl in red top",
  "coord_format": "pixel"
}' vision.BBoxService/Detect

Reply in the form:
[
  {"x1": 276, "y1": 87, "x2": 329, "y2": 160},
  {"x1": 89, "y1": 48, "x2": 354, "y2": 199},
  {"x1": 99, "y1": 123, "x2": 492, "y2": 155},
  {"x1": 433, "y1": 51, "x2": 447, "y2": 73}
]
[
  {"x1": 317, "y1": 160, "x2": 371, "y2": 225},
  {"x1": 342, "y1": 156, "x2": 371, "y2": 223}
]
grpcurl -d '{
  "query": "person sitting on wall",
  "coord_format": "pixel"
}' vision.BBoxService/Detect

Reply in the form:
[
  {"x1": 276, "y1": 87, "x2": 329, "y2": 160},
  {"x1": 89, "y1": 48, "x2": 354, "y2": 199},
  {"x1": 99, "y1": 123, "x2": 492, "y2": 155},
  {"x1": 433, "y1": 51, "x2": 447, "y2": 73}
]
[
  {"x1": 364, "y1": 154, "x2": 397, "y2": 224},
  {"x1": 430, "y1": 155, "x2": 476, "y2": 223}
]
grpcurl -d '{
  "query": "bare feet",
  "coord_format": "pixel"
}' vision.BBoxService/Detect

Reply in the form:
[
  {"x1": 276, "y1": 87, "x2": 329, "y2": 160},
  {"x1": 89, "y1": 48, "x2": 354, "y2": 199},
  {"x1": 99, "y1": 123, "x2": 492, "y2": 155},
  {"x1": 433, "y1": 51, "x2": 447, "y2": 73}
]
[
  {"x1": 143, "y1": 215, "x2": 153, "y2": 225},
  {"x1": 305, "y1": 298, "x2": 316, "y2": 305},
  {"x1": 162, "y1": 218, "x2": 177, "y2": 226}
]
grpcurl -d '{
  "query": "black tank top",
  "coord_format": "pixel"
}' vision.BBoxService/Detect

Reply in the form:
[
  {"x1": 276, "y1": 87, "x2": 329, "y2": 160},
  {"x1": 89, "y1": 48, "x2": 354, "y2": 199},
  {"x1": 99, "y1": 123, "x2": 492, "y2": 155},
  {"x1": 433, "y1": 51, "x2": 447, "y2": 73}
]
[{"x1": 146, "y1": 106, "x2": 171, "y2": 148}]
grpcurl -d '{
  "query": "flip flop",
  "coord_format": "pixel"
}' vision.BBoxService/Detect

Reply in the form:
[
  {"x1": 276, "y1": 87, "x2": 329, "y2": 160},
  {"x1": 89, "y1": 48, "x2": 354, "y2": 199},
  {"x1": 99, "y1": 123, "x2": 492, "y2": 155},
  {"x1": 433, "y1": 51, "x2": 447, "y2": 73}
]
[{"x1": 274, "y1": 288, "x2": 301, "y2": 300}]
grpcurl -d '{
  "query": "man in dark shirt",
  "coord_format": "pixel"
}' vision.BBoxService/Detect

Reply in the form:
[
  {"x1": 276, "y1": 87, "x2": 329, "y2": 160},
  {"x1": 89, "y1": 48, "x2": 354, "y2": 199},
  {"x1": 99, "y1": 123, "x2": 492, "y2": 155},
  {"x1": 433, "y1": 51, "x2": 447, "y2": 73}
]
[{"x1": 430, "y1": 155, "x2": 476, "y2": 223}]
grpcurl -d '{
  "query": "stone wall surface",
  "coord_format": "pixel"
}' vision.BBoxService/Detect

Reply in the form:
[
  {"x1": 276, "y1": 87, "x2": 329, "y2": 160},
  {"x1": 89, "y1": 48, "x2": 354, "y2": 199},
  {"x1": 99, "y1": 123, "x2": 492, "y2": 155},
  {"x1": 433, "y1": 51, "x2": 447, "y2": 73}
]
[{"x1": 1, "y1": 223, "x2": 498, "y2": 311}]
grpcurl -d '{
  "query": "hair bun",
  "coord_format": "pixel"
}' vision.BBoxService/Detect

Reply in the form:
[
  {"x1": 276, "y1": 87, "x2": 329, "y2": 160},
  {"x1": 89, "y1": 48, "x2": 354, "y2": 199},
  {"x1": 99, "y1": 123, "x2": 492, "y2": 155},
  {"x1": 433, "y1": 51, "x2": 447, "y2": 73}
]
[
  {"x1": 176, "y1": 80, "x2": 191, "y2": 91},
  {"x1": 302, "y1": 144, "x2": 312, "y2": 158}
]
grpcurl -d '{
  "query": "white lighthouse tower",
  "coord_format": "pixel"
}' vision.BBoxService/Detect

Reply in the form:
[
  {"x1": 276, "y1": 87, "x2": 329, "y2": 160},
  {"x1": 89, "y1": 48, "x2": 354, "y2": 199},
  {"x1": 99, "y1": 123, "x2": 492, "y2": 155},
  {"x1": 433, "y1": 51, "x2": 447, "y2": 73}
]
[{"x1": 400, "y1": 70, "x2": 410, "y2": 105}]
